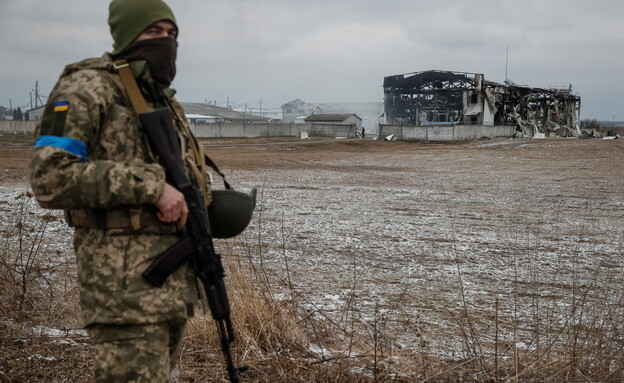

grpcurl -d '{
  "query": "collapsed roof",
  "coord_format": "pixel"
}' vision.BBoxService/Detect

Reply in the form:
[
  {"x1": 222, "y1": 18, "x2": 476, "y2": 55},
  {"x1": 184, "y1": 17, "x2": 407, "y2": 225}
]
[{"x1": 383, "y1": 70, "x2": 581, "y2": 137}]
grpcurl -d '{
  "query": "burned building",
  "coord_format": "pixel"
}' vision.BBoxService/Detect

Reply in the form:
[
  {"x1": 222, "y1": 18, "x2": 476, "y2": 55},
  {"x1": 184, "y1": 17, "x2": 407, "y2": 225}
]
[{"x1": 383, "y1": 70, "x2": 581, "y2": 137}]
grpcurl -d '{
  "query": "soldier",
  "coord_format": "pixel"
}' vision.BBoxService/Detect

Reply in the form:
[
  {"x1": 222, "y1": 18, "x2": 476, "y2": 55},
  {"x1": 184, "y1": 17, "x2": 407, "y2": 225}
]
[{"x1": 29, "y1": 0, "x2": 211, "y2": 381}]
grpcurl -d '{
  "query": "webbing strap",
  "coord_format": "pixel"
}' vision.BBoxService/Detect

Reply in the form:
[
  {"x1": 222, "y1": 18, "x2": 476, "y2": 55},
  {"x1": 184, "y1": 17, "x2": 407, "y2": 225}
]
[
  {"x1": 113, "y1": 59, "x2": 150, "y2": 115},
  {"x1": 204, "y1": 154, "x2": 232, "y2": 190}
]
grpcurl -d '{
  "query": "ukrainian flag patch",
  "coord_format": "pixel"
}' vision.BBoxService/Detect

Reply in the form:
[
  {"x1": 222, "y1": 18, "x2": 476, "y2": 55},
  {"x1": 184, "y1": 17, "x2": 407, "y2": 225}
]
[{"x1": 53, "y1": 100, "x2": 69, "y2": 112}]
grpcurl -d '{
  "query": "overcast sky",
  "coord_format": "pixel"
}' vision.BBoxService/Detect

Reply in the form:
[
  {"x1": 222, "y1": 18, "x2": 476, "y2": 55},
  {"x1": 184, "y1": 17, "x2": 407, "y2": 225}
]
[{"x1": 1, "y1": 0, "x2": 623, "y2": 120}]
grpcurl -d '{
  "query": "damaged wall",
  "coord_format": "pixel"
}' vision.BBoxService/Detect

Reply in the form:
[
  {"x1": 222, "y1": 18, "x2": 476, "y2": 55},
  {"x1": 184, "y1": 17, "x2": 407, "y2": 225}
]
[
  {"x1": 383, "y1": 70, "x2": 581, "y2": 137},
  {"x1": 378, "y1": 124, "x2": 514, "y2": 141}
]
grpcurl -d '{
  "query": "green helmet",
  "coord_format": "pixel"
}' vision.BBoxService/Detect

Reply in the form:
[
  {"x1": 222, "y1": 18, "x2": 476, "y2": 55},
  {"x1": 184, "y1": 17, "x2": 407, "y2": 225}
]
[{"x1": 208, "y1": 188, "x2": 257, "y2": 238}]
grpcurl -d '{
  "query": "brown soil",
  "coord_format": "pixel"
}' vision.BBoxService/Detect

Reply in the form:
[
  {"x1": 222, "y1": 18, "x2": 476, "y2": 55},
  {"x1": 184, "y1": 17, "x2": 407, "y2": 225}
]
[{"x1": 5, "y1": 134, "x2": 622, "y2": 184}]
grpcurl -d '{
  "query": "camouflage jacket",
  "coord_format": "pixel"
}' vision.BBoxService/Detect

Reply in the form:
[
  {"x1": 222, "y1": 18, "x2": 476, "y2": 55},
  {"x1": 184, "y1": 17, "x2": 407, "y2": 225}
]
[{"x1": 30, "y1": 53, "x2": 207, "y2": 326}]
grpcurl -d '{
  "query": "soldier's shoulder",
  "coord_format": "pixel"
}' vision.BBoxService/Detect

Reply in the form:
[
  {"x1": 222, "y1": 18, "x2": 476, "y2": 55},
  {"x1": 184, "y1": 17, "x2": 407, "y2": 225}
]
[
  {"x1": 60, "y1": 53, "x2": 115, "y2": 81},
  {"x1": 53, "y1": 54, "x2": 121, "y2": 97},
  {"x1": 50, "y1": 55, "x2": 121, "y2": 103}
]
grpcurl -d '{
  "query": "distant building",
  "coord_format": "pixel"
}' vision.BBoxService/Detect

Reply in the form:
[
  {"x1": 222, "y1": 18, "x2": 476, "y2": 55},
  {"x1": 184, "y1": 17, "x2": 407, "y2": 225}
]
[
  {"x1": 17, "y1": 102, "x2": 276, "y2": 124},
  {"x1": 282, "y1": 99, "x2": 315, "y2": 123},
  {"x1": 185, "y1": 114, "x2": 224, "y2": 124},
  {"x1": 282, "y1": 99, "x2": 383, "y2": 133},
  {"x1": 304, "y1": 113, "x2": 362, "y2": 131},
  {"x1": 180, "y1": 102, "x2": 277, "y2": 123},
  {"x1": 24, "y1": 105, "x2": 46, "y2": 121}
]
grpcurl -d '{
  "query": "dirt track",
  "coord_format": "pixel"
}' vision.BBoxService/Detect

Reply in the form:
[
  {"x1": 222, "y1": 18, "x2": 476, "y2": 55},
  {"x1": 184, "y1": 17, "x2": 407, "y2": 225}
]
[{"x1": 2, "y1": 134, "x2": 623, "y2": 364}]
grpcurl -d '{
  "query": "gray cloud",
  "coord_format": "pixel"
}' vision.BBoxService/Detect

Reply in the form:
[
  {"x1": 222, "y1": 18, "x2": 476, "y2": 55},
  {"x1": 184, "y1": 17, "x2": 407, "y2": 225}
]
[{"x1": 1, "y1": 0, "x2": 622, "y2": 119}]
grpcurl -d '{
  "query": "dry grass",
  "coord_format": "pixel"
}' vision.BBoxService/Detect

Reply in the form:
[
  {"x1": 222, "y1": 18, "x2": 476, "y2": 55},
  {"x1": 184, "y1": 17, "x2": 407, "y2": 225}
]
[
  {"x1": 0, "y1": 191, "x2": 90, "y2": 381},
  {"x1": 1, "y1": 199, "x2": 623, "y2": 382}
]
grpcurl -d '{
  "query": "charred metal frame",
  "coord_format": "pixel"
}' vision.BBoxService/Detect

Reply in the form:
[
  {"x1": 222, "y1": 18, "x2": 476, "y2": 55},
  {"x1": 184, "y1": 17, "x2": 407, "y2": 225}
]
[{"x1": 383, "y1": 70, "x2": 581, "y2": 136}]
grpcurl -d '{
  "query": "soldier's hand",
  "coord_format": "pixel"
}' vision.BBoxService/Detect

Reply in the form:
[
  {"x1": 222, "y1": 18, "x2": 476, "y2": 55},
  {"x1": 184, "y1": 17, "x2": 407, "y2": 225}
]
[{"x1": 156, "y1": 183, "x2": 189, "y2": 228}]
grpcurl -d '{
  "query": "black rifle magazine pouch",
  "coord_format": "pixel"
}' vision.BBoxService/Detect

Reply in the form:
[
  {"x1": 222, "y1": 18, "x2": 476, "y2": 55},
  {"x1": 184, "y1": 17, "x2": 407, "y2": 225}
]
[{"x1": 208, "y1": 188, "x2": 257, "y2": 238}]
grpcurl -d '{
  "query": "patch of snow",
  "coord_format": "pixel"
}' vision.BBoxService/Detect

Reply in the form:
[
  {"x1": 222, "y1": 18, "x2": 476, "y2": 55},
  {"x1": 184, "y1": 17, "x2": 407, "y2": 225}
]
[{"x1": 27, "y1": 354, "x2": 57, "y2": 362}]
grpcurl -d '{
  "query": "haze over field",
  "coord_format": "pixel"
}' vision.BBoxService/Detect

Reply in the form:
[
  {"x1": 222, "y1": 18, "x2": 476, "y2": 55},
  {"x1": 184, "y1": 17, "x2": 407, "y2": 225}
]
[{"x1": 1, "y1": 0, "x2": 623, "y2": 120}]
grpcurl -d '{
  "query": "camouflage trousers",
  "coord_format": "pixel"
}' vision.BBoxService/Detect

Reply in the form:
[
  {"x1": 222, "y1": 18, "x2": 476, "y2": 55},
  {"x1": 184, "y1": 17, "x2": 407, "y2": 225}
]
[{"x1": 87, "y1": 319, "x2": 187, "y2": 382}]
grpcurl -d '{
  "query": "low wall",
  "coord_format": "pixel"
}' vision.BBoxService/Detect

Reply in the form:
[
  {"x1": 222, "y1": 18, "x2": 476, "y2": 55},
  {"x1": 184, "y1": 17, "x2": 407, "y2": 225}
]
[
  {"x1": 188, "y1": 122, "x2": 357, "y2": 138},
  {"x1": 453, "y1": 125, "x2": 515, "y2": 140},
  {"x1": 0, "y1": 121, "x2": 37, "y2": 135},
  {"x1": 189, "y1": 122, "x2": 302, "y2": 138},
  {"x1": 379, "y1": 124, "x2": 514, "y2": 141},
  {"x1": 0, "y1": 121, "x2": 352, "y2": 138}
]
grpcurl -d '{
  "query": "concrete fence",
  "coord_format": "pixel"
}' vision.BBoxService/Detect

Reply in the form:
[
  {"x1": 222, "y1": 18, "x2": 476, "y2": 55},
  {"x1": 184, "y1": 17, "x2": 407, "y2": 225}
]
[
  {"x1": 0, "y1": 121, "x2": 37, "y2": 135},
  {"x1": 189, "y1": 122, "x2": 298, "y2": 138},
  {"x1": 0, "y1": 120, "x2": 513, "y2": 141},
  {"x1": 379, "y1": 124, "x2": 515, "y2": 141},
  {"x1": 190, "y1": 122, "x2": 358, "y2": 138},
  {"x1": 0, "y1": 120, "x2": 359, "y2": 139}
]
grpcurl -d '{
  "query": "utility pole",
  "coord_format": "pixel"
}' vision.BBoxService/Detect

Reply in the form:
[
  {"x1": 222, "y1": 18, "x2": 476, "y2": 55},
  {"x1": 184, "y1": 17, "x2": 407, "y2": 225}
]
[
  {"x1": 38, "y1": 82, "x2": 43, "y2": 106},
  {"x1": 505, "y1": 44, "x2": 509, "y2": 82},
  {"x1": 242, "y1": 103, "x2": 247, "y2": 128},
  {"x1": 503, "y1": 44, "x2": 510, "y2": 117}
]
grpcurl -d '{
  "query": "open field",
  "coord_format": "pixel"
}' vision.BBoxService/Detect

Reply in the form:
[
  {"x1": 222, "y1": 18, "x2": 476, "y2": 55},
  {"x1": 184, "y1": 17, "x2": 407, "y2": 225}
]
[{"x1": 1, "y1": 135, "x2": 623, "y2": 381}]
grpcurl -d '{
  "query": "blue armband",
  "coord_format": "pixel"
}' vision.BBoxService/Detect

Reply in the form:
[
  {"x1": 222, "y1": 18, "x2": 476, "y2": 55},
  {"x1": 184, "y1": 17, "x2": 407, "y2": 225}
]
[{"x1": 34, "y1": 136, "x2": 87, "y2": 162}]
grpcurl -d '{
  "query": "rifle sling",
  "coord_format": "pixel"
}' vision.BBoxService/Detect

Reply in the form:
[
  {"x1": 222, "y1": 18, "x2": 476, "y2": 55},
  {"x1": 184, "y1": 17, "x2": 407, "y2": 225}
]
[
  {"x1": 204, "y1": 154, "x2": 232, "y2": 190},
  {"x1": 113, "y1": 59, "x2": 150, "y2": 114}
]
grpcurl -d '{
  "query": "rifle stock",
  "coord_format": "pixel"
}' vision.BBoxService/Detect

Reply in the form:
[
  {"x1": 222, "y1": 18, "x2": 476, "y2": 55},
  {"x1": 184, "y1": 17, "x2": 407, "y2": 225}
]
[
  {"x1": 142, "y1": 235, "x2": 195, "y2": 287},
  {"x1": 140, "y1": 108, "x2": 246, "y2": 382}
]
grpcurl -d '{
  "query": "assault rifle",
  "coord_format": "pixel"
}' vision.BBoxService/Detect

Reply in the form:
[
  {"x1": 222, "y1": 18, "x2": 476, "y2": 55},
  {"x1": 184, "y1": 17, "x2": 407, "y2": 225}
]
[{"x1": 140, "y1": 107, "x2": 247, "y2": 383}]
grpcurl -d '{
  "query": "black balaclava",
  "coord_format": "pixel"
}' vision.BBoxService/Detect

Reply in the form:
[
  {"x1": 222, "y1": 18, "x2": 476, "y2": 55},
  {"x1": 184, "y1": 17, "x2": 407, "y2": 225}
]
[{"x1": 117, "y1": 37, "x2": 178, "y2": 87}]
